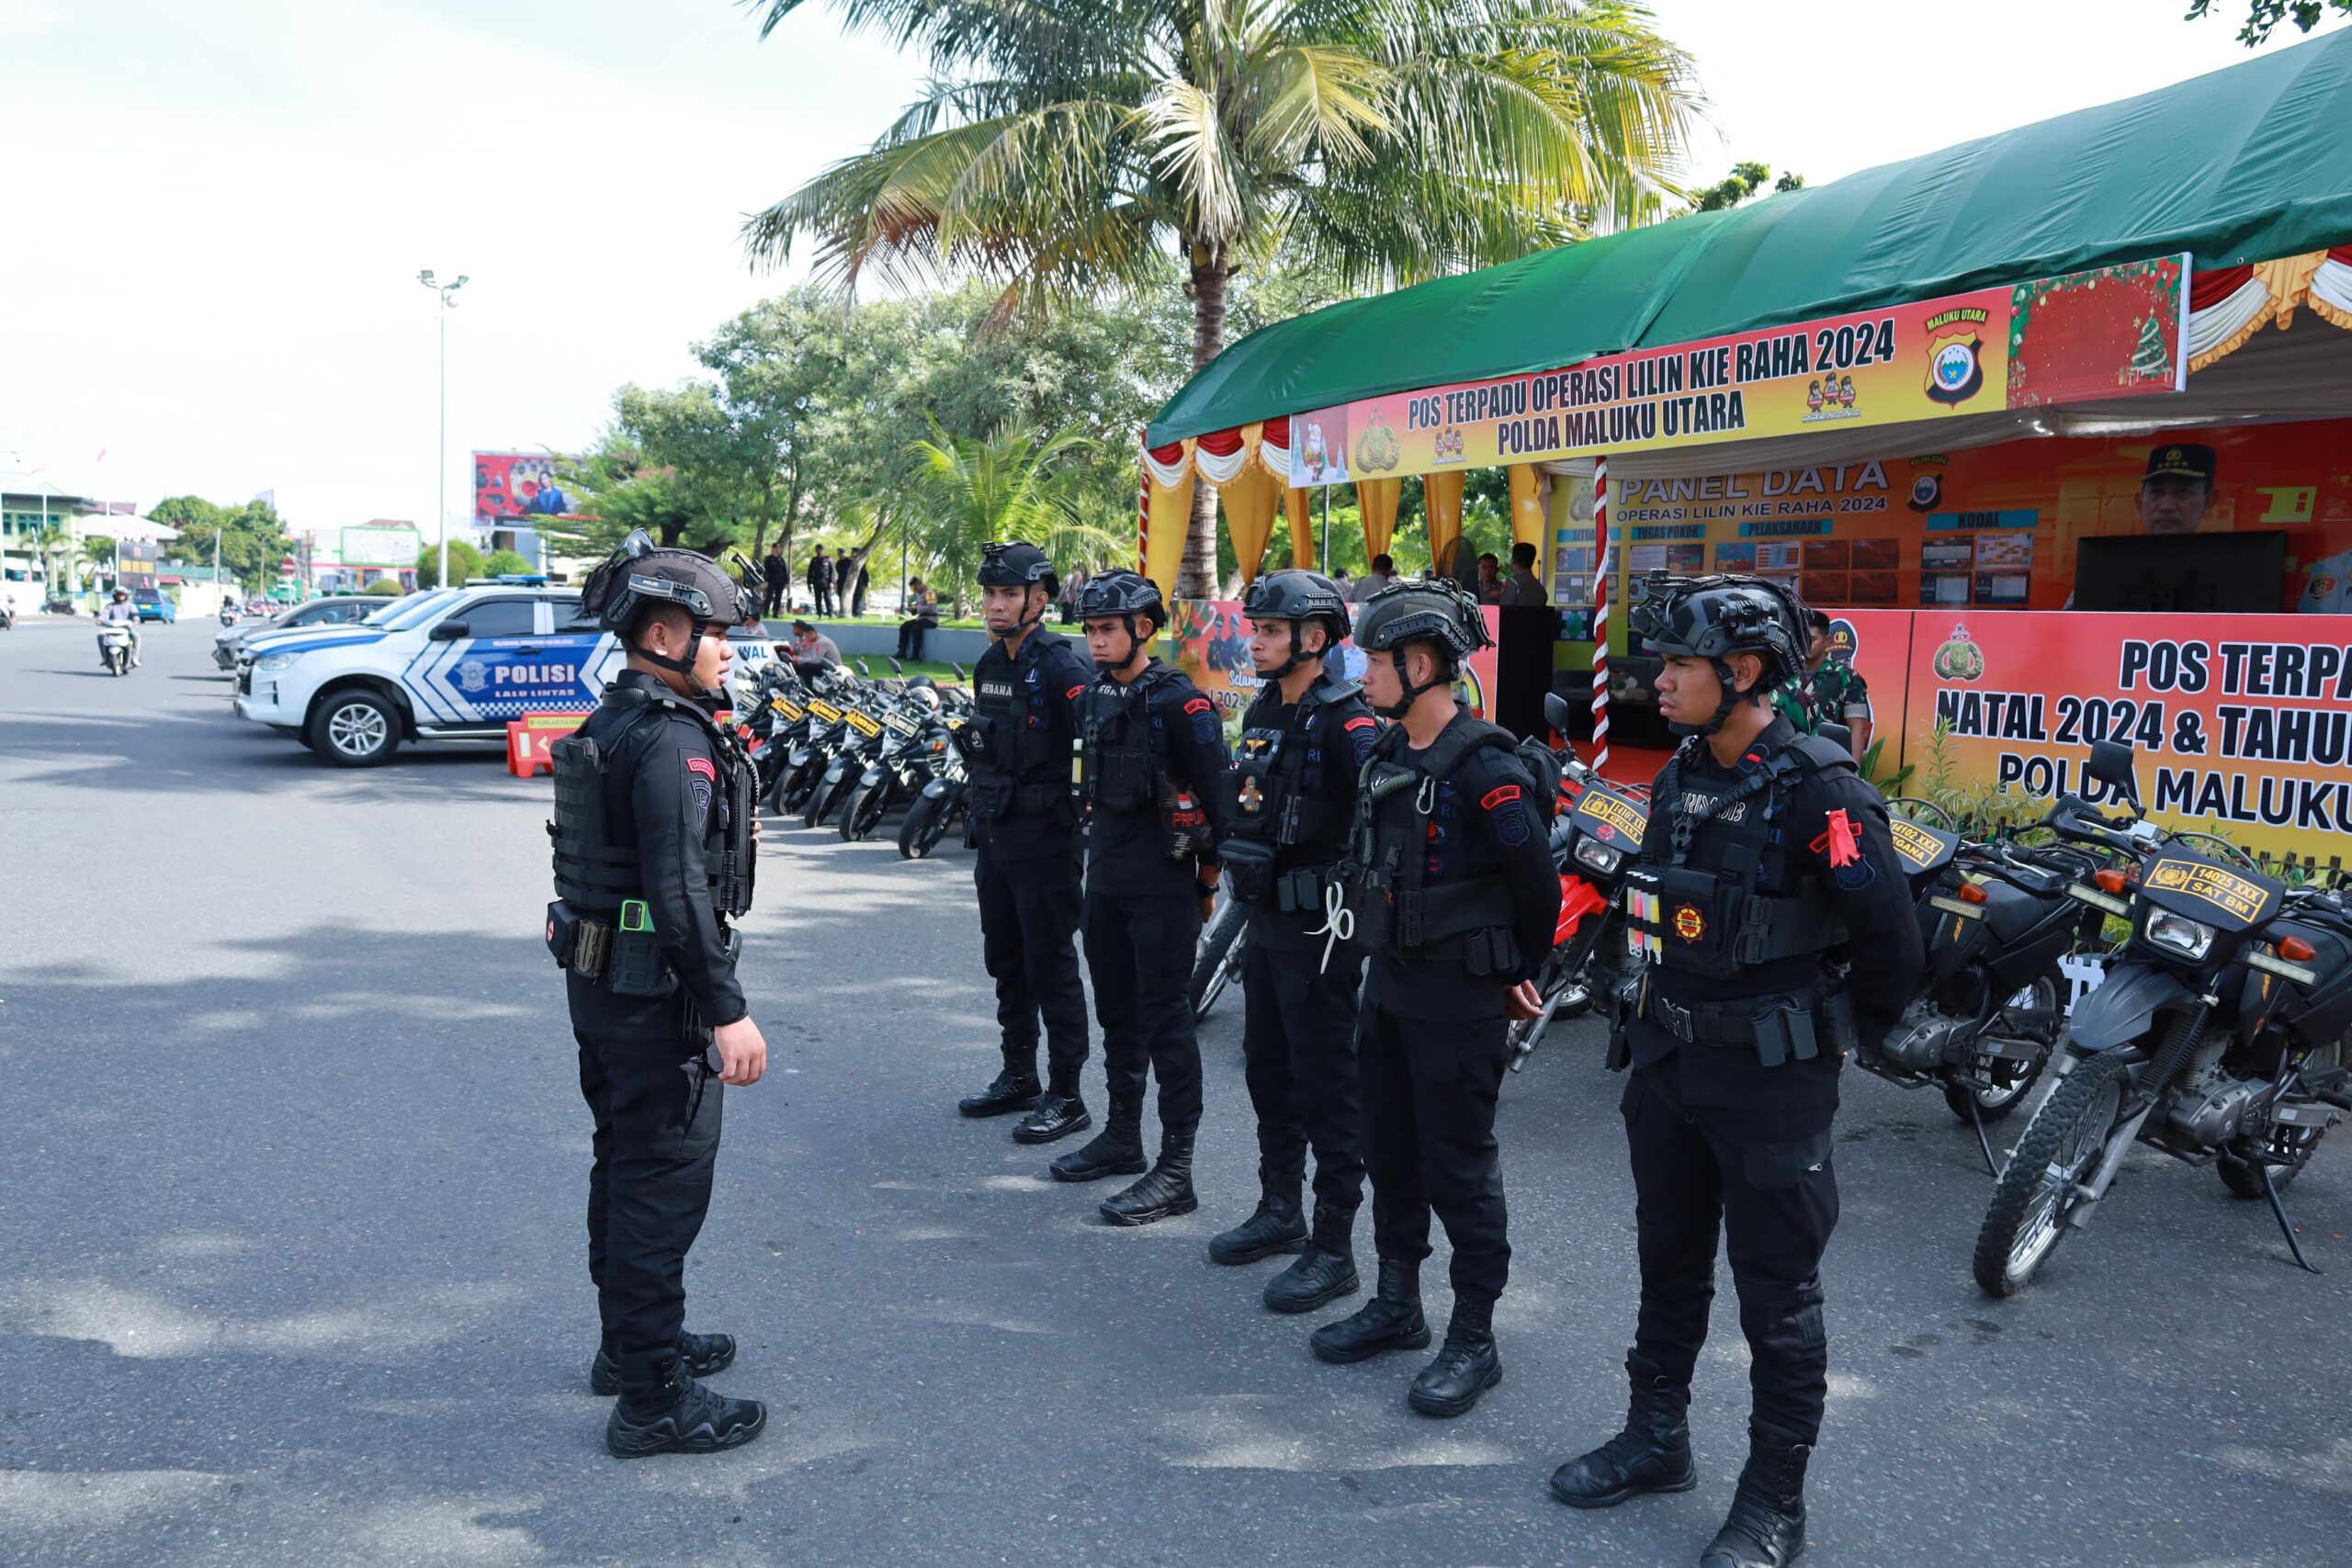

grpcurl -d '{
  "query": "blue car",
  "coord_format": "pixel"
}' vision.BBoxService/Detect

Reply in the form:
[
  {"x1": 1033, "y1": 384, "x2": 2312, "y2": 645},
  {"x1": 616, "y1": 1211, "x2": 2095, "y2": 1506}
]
[{"x1": 130, "y1": 587, "x2": 176, "y2": 624}]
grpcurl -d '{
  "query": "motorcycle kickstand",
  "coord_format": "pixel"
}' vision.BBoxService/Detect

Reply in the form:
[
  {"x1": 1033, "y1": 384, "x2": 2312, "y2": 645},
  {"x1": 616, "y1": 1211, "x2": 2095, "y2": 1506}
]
[
  {"x1": 1963, "y1": 1090, "x2": 1999, "y2": 1178},
  {"x1": 2258, "y1": 1162, "x2": 2323, "y2": 1275}
]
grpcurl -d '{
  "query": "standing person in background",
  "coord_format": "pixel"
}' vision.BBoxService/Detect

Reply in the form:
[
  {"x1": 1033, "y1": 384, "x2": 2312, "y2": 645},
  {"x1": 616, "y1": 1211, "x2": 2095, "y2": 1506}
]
[
  {"x1": 1498, "y1": 543, "x2": 1547, "y2": 607},
  {"x1": 1059, "y1": 562, "x2": 1088, "y2": 626},
  {"x1": 808, "y1": 547, "x2": 834, "y2": 618},
  {"x1": 897, "y1": 578, "x2": 940, "y2": 660},
  {"x1": 1347, "y1": 555, "x2": 1396, "y2": 604},
  {"x1": 1475, "y1": 553, "x2": 1504, "y2": 605},
  {"x1": 761, "y1": 548, "x2": 788, "y2": 617}
]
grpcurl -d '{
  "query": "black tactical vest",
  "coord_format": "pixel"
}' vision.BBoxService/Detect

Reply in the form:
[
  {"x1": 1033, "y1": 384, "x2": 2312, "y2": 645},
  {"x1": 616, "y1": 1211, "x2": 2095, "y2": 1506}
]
[
  {"x1": 548, "y1": 686, "x2": 757, "y2": 919},
  {"x1": 1623, "y1": 734, "x2": 1849, "y2": 991},
  {"x1": 1224, "y1": 673, "x2": 1360, "y2": 852},
  {"x1": 1340, "y1": 717, "x2": 1523, "y2": 973},
  {"x1": 964, "y1": 628, "x2": 1072, "y2": 818},
  {"x1": 1079, "y1": 660, "x2": 1179, "y2": 814}
]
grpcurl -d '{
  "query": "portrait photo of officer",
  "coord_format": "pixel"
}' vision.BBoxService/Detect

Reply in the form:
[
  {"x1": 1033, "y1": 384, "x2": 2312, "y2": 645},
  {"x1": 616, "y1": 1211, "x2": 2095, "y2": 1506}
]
[
  {"x1": 2134, "y1": 442, "x2": 2216, "y2": 534},
  {"x1": 1551, "y1": 572, "x2": 1923, "y2": 1567},
  {"x1": 1316, "y1": 579, "x2": 1559, "y2": 1420},
  {"x1": 1206, "y1": 570, "x2": 1381, "y2": 1314},
  {"x1": 953, "y1": 542, "x2": 1097, "y2": 1139},
  {"x1": 1054, "y1": 570, "x2": 1231, "y2": 1224},
  {"x1": 550, "y1": 531, "x2": 772, "y2": 1459}
]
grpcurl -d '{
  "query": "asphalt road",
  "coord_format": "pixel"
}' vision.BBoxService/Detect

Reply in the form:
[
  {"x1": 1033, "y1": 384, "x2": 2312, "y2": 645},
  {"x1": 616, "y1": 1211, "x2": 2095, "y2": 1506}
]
[{"x1": 3, "y1": 615, "x2": 2347, "y2": 1568}]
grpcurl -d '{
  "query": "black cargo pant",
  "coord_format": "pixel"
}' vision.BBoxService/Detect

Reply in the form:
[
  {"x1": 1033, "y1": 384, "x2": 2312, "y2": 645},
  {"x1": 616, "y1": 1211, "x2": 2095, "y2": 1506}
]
[
  {"x1": 974, "y1": 847, "x2": 1090, "y2": 1091},
  {"x1": 1240, "y1": 931, "x2": 1365, "y2": 1211},
  {"x1": 1622, "y1": 1062, "x2": 1838, "y2": 1441},
  {"x1": 1360, "y1": 1005, "x2": 1510, "y2": 1305},
  {"x1": 1082, "y1": 886, "x2": 1204, "y2": 1133},
  {"x1": 577, "y1": 1011, "x2": 724, "y2": 1393}
]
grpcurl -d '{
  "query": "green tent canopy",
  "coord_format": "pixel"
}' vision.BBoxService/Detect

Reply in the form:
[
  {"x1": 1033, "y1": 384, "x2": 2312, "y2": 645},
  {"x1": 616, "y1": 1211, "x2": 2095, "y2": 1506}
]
[{"x1": 1148, "y1": 28, "x2": 2352, "y2": 446}]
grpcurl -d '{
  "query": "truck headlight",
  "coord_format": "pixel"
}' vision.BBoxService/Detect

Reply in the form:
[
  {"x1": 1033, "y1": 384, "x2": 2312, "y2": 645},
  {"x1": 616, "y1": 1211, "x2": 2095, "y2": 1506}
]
[
  {"x1": 254, "y1": 650, "x2": 303, "y2": 671},
  {"x1": 1574, "y1": 837, "x2": 1623, "y2": 876},
  {"x1": 2144, "y1": 908, "x2": 2216, "y2": 960}
]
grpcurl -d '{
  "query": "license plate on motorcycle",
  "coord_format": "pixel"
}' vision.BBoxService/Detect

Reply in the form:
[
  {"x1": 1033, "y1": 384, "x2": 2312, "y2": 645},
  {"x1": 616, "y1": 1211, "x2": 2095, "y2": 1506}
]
[
  {"x1": 1928, "y1": 894, "x2": 1984, "y2": 920},
  {"x1": 808, "y1": 700, "x2": 842, "y2": 722},
  {"x1": 846, "y1": 710, "x2": 882, "y2": 738},
  {"x1": 885, "y1": 714, "x2": 920, "y2": 737},
  {"x1": 770, "y1": 696, "x2": 805, "y2": 722}
]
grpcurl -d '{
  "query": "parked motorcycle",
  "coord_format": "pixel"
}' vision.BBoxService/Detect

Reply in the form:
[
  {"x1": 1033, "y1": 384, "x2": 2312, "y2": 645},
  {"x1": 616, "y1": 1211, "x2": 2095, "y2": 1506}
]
[
  {"x1": 1191, "y1": 894, "x2": 1250, "y2": 1021},
  {"x1": 1863, "y1": 798, "x2": 2133, "y2": 1167},
  {"x1": 842, "y1": 681, "x2": 964, "y2": 841},
  {"x1": 1972, "y1": 738, "x2": 2352, "y2": 1296},
  {"x1": 1508, "y1": 693, "x2": 1648, "y2": 1072},
  {"x1": 98, "y1": 621, "x2": 136, "y2": 676}
]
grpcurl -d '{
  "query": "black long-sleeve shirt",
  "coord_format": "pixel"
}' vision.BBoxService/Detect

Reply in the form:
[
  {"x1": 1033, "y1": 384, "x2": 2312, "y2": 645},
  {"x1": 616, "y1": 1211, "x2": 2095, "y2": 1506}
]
[
  {"x1": 1084, "y1": 661, "x2": 1231, "y2": 898},
  {"x1": 1364, "y1": 710, "x2": 1562, "y2": 1021},
  {"x1": 566, "y1": 671, "x2": 748, "y2": 1041}
]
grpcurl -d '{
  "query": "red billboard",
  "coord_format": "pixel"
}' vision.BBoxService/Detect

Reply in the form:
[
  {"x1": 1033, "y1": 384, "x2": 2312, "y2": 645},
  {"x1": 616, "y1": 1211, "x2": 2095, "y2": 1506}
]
[{"x1": 473, "y1": 452, "x2": 575, "y2": 526}]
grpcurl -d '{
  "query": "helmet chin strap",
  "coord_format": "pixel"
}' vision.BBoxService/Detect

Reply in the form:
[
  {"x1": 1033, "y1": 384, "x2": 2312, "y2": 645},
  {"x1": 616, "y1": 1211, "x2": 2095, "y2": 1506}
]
[
  {"x1": 1261, "y1": 621, "x2": 1321, "y2": 684},
  {"x1": 1667, "y1": 658, "x2": 1754, "y2": 739},
  {"x1": 629, "y1": 619, "x2": 724, "y2": 697},
  {"x1": 1374, "y1": 656, "x2": 1452, "y2": 720}
]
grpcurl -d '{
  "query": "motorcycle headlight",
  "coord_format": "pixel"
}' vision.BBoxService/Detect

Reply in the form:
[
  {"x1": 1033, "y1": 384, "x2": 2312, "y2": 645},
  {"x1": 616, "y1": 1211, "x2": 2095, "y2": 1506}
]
[
  {"x1": 1573, "y1": 836, "x2": 1623, "y2": 876},
  {"x1": 2143, "y1": 908, "x2": 2216, "y2": 960},
  {"x1": 255, "y1": 650, "x2": 303, "y2": 671}
]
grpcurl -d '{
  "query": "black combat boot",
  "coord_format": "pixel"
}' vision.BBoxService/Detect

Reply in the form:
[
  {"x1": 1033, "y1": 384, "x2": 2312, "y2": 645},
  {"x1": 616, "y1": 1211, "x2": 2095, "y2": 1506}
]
[
  {"x1": 1207, "y1": 1175, "x2": 1306, "y2": 1264},
  {"x1": 1309, "y1": 1259, "x2": 1430, "y2": 1364},
  {"x1": 1549, "y1": 1352, "x2": 1698, "y2": 1508},
  {"x1": 1408, "y1": 1296, "x2": 1502, "y2": 1417},
  {"x1": 1100, "y1": 1126, "x2": 1198, "y2": 1225},
  {"x1": 1698, "y1": 1421, "x2": 1812, "y2": 1568},
  {"x1": 590, "y1": 1329, "x2": 737, "y2": 1396},
  {"x1": 1012, "y1": 1085, "x2": 1091, "y2": 1145},
  {"x1": 604, "y1": 1365, "x2": 766, "y2": 1459},
  {"x1": 958, "y1": 1061, "x2": 1043, "y2": 1118},
  {"x1": 1050, "y1": 1096, "x2": 1147, "y2": 1182},
  {"x1": 1262, "y1": 1201, "x2": 1360, "y2": 1313}
]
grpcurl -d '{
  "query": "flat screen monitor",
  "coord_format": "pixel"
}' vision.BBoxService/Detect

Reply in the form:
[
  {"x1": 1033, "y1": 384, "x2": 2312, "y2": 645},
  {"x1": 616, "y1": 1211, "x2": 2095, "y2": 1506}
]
[{"x1": 2072, "y1": 531, "x2": 2287, "y2": 614}]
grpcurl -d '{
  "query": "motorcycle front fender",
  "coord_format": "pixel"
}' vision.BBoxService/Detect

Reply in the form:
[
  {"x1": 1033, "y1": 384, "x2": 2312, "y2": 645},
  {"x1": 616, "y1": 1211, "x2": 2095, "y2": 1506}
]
[
  {"x1": 920, "y1": 777, "x2": 950, "y2": 799},
  {"x1": 860, "y1": 767, "x2": 887, "y2": 789},
  {"x1": 2064, "y1": 961, "x2": 2194, "y2": 1053},
  {"x1": 1554, "y1": 874, "x2": 1611, "y2": 947}
]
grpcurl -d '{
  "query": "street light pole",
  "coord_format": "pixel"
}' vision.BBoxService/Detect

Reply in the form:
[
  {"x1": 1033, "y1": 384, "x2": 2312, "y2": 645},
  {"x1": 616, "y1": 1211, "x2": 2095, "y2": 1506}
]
[{"x1": 417, "y1": 270, "x2": 469, "y2": 589}]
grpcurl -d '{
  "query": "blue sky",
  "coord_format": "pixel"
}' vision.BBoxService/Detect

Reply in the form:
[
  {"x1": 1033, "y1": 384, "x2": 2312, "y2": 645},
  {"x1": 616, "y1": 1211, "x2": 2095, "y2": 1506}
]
[{"x1": 0, "y1": 0, "x2": 2332, "y2": 542}]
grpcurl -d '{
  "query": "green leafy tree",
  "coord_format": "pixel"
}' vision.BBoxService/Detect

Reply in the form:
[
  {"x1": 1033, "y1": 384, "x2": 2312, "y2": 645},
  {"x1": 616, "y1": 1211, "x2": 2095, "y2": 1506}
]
[
  {"x1": 413, "y1": 539, "x2": 485, "y2": 589},
  {"x1": 742, "y1": 0, "x2": 1702, "y2": 596},
  {"x1": 1681, "y1": 161, "x2": 1802, "y2": 215},
  {"x1": 154, "y1": 494, "x2": 294, "y2": 593},
  {"x1": 907, "y1": 421, "x2": 1113, "y2": 613},
  {"x1": 2186, "y1": 0, "x2": 2350, "y2": 44},
  {"x1": 482, "y1": 548, "x2": 534, "y2": 577},
  {"x1": 363, "y1": 578, "x2": 407, "y2": 595}
]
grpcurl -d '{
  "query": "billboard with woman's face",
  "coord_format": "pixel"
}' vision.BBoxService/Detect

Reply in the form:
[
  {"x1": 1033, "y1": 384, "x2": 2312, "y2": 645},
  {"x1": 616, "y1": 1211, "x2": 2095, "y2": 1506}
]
[{"x1": 473, "y1": 453, "x2": 574, "y2": 526}]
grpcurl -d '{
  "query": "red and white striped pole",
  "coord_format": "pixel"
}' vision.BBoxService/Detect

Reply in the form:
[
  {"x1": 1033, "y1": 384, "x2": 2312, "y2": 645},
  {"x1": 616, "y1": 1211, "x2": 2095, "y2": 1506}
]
[{"x1": 1589, "y1": 456, "x2": 1611, "y2": 775}]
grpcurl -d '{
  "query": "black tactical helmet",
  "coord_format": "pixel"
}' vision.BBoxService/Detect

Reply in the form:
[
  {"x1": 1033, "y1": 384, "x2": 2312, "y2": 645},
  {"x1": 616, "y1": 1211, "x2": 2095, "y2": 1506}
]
[
  {"x1": 1243, "y1": 570, "x2": 1350, "y2": 649},
  {"x1": 977, "y1": 540, "x2": 1059, "y2": 598},
  {"x1": 1353, "y1": 576, "x2": 1492, "y2": 661},
  {"x1": 1629, "y1": 570, "x2": 1809, "y2": 736},
  {"x1": 1073, "y1": 569, "x2": 1165, "y2": 625},
  {"x1": 579, "y1": 529, "x2": 760, "y2": 694},
  {"x1": 580, "y1": 529, "x2": 760, "y2": 636}
]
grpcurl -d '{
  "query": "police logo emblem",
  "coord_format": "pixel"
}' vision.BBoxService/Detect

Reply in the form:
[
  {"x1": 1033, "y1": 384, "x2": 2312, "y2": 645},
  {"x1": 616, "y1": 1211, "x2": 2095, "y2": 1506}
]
[
  {"x1": 1926, "y1": 333, "x2": 1984, "y2": 405},
  {"x1": 1673, "y1": 904, "x2": 1706, "y2": 942},
  {"x1": 455, "y1": 660, "x2": 490, "y2": 694}
]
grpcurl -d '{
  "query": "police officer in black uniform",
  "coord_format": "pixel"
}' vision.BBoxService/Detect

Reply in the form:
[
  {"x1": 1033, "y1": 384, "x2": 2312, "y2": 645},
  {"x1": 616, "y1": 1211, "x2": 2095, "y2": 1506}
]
[
  {"x1": 1315, "y1": 579, "x2": 1559, "y2": 1418},
  {"x1": 1206, "y1": 570, "x2": 1381, "y2": 1312},
  {"x1": 1548, "y1": 573, "x2": 1924, "y2": 1568},
  {"x1": 1049, "y1": 570, "x2": 1230, "y2": 1224},
  {"x1": 548, "y1": 531, "x2": 769, "y2": 1458},
  {"x1": 953, "y1": 542, "x2": 1098, "y2": 1145}
]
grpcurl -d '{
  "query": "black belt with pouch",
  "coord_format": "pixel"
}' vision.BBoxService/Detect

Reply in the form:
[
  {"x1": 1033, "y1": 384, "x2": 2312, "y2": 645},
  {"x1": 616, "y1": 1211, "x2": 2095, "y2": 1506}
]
[
  {"x1": 1643, "y1": 983, "x2": 1850, "y2": 1068},
  {"x1": 547, "y1": 897, "x2": 669, "y2": 997}
]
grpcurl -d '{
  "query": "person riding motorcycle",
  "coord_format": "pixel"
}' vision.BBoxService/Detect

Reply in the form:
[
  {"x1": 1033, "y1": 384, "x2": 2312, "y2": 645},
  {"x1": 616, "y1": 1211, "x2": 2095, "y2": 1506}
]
[{"x1": 97, "y1": 588, "x2": 141, "y2": 668}]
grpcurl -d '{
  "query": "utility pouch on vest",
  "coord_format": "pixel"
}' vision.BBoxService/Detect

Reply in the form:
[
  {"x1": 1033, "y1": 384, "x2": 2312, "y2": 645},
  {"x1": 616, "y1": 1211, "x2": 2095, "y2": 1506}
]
[
  {"x1": 1822, "y1": 987, "x2": 1860, "y2": 1055},
  {"x1": 1275, "y1": 867, "x2": 1324, "y2": 914},
  {"x1": 1749, "y1": 998, "x2": 1820, "y2": 1068},
  {"x1": 547, "y1": 899, "x2": 606, "y2": 974},
  {"x1": 1228, "y1": 729, "x2": 1283, "y2": 830},
  {"x1": 1219, "y1": 835, "x2": 1278, "y2": 905},
  {"x1": 1631, "y1": 864, "x2": 1740, "y2": 978},
  {"x1": 608, "y1": 898, "x2": 664, "y2": 997},
  {"x1": 950, "y1": 716, "x2": 991, "y2": 770},
  {"x1": 969, "y1": 774, "x2": 1013, "y2": 819}
]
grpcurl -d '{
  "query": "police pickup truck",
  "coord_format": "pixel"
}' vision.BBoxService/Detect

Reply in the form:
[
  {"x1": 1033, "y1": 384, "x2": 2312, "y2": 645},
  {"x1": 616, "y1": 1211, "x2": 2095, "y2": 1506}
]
[{"x1": 232, "y1": 581, "x2": 776, "y2": 766}]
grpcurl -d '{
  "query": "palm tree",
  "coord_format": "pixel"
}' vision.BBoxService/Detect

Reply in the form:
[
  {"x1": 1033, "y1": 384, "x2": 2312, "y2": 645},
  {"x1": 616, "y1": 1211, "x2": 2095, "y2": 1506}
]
[
  {"x1": 907, "y1": 420, "x2": 1114, "y2": 613},
  {"x1": 31, "y1": 523, "x2": 81, "y2": 605},
  {"x1": 743, "y1": 0, "x2": 1701, "y2": 596}
]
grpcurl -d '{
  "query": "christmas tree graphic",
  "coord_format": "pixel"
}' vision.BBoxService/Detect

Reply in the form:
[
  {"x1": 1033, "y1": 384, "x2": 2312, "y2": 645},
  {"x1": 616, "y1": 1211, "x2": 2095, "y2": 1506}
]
[{"x1": 2127, "y1": 314, "x2": 2169, "y2": 381}]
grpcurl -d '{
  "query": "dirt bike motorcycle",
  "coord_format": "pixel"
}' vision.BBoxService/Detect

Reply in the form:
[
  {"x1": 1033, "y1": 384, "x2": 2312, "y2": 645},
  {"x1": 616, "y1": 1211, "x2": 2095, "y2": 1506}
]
[
  {"x1": 842, "y1": 683, "x2": 949, "y2": 841},
  {"x1": 1508, "y1": 694, "x2": 1649, "y2": 1072},
  {"x1": 1865, "y1": 801, "x2": 2134, "y2": 1168},
  {"x1": 1973, "y1": 739, "x2": 2352, "y2": 1296}
]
